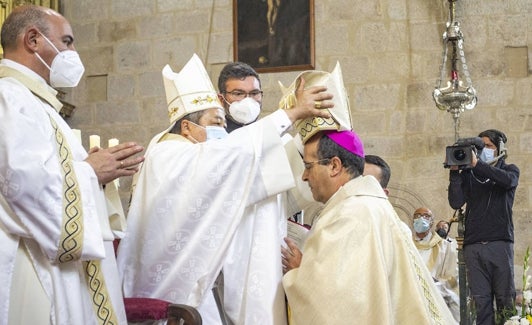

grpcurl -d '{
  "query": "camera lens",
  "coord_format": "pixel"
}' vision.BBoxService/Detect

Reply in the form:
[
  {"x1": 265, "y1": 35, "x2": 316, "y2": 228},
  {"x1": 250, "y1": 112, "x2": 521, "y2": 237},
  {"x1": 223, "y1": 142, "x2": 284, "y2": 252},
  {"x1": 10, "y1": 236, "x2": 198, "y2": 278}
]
[{"x1": 453, "y1": 149, "x2": 466, "y2": 161}]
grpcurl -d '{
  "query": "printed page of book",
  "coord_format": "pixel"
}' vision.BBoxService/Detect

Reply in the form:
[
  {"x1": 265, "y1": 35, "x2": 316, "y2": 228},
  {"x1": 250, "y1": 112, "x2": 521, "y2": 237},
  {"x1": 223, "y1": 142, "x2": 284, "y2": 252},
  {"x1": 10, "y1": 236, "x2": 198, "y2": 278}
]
[{"x1": 287, "y1": 219, "x2": 310, "y2": 250}]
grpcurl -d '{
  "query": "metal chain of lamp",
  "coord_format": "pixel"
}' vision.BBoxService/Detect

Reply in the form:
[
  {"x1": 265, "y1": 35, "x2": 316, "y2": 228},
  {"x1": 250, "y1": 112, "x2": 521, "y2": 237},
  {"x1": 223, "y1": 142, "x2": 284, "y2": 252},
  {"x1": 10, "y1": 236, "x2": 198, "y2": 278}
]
[
  {"x1": 434, "y1": 1, "x2": 477, "y2": 324},
  {"x1": 433, "y1": 0, "x2": 477, "y2": 141}
]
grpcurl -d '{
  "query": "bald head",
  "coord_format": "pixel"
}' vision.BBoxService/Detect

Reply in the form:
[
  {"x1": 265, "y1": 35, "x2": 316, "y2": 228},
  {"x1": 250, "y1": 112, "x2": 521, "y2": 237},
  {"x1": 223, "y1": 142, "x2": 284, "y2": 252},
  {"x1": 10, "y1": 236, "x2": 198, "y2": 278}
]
[
  {"x1": 0, "y1": 5, "x2": 56, "y2": 52},
  {"x1": 412, "y1": 207, "x2": 435, "y2": 237},
  {"x1": 1, "y1": 5, "x2": 75, "y2": 84},
  {"x1": 413, "y1": 207, "x2": 432, "y2": 217}
]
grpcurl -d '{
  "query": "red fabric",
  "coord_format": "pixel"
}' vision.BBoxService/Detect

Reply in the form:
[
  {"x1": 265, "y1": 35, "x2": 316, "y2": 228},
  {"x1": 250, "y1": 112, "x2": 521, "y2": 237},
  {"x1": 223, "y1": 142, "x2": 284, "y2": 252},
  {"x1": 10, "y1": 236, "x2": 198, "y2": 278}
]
[
  {"x1": 113, "y1": 239, "x2": 120, "y2": 255},
  {"x1": 124, "y1": 297, "x2": 170, "y2": 321}
]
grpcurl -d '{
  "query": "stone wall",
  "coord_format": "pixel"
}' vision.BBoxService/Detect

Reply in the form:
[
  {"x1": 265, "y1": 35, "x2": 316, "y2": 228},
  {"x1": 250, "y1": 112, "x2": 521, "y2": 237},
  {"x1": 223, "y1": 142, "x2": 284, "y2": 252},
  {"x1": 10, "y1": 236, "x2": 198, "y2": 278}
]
[{"x1": 59, "y1": 0, "x2": 532, "y2": 283}]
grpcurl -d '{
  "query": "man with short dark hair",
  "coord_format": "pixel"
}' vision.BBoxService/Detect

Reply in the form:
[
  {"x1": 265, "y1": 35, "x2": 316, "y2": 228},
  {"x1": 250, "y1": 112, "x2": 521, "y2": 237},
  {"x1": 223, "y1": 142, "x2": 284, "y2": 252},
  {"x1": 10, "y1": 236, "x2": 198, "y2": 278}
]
[
  {"x1": 363, "y1": 154, "x2": 412, "y2": 236},
  {"x1": 217, "y1": 61, "x2": 262, "y2": 132},
  {"x1": 282, "y1": 130, "x2": 456, "y2": 324},
  {"x1": 363, "y1": 154, "x2": 391, "y2": 195},
  {"x1": 448, "y1": 128, "x2": 519, "y2": 324}
]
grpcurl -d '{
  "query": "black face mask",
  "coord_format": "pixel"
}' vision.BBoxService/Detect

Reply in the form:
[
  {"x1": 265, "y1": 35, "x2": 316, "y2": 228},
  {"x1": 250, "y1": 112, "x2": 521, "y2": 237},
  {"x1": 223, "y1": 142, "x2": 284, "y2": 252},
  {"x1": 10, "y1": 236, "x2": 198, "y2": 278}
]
[{"x1": 436, "y1": 228, "x2": 448, "y2": 239}]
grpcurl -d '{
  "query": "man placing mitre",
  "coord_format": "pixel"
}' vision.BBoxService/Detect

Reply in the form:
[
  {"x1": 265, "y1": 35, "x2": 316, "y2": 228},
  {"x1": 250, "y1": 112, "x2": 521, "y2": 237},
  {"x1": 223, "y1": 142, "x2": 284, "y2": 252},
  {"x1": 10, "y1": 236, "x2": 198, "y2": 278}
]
[{"x1": 117, "y1": 53, "x2": 335, "y2": 324}]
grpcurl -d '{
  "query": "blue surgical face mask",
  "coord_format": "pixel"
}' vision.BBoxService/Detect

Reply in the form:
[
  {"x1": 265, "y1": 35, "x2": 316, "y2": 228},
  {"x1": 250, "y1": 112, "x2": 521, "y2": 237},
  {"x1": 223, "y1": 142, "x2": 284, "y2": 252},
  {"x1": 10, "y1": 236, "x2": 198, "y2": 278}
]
[
  {"x1": 413, "y1": 218, "x2": 431, "y2": 233},
  {"x1": 205, "y1": 126, "x2": 228, "y2": 141},
  {"x1": 479, "y1": 148, "x2": 495, "y2": 163},
  {"x1": 187, "y1": 121, "x2": 228, "y2": 142}
]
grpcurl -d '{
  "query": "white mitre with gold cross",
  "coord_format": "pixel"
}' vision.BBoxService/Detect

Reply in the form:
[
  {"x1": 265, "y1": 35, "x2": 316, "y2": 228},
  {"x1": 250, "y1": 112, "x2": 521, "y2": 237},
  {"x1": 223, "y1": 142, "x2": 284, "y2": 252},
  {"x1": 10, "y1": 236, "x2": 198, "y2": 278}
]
[{"x1": 162, "y1": 53, "x2": 223, "y2": 125}]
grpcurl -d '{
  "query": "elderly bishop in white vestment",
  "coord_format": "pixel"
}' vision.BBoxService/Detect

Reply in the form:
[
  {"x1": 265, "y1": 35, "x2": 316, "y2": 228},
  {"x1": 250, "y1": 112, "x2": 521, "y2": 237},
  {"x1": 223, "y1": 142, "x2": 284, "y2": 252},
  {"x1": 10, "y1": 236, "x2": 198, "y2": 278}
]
[{"x1": 118, "y1": 54, "x2": 333, "y2": 324}]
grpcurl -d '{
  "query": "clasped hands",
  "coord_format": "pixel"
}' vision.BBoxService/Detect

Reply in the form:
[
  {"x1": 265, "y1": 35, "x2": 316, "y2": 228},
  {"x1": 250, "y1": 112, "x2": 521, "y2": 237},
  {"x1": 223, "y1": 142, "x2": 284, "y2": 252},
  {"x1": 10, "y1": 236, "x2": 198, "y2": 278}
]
[{"x1": 85, "y1": 142, "x2": 145, "y2": 185}]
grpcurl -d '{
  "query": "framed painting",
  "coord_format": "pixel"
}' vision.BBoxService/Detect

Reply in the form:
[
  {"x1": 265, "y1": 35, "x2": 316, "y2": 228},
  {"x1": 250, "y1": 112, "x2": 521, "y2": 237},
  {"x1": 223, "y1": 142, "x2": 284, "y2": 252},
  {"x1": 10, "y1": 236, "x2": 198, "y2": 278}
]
[{"x1": 233, "y1": 0, "x2": 315, "y2": 73}]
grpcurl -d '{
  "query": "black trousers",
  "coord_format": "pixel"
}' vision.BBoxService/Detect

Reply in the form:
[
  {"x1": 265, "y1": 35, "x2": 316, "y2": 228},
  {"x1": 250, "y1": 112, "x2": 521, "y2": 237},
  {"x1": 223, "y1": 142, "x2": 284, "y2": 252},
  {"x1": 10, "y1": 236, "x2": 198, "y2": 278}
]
[{"x1": 464, "y1": 241, "x2": 516, "y2": 325}]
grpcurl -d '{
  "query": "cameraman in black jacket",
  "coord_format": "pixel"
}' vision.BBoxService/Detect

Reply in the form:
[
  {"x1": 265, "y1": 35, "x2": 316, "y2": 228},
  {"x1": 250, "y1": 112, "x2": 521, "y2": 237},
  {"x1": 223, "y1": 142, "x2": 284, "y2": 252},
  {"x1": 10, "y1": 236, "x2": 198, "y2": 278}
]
[{"x1": 448, "y1": 129, "x2": 520, "y2": 325}]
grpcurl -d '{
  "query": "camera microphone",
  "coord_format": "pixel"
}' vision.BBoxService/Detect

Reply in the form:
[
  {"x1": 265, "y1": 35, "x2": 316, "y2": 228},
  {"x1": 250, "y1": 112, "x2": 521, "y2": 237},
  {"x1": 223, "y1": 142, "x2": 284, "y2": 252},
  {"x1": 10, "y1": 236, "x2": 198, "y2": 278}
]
[{"x1": 455, "y1": 137, "x2": 485, "y2": 150}]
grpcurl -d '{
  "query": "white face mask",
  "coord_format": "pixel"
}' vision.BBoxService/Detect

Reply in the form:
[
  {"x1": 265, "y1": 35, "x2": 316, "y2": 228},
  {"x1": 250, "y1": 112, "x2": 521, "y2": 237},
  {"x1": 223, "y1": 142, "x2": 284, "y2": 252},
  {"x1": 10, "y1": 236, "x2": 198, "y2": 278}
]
[
  {"x1": 228, "y1": 97, "x2": 261, "y2": 125},
  {"x1": 479, "y1": 148, "x2": 495, "y2": 163},
  {"x1": 35, "y1": 32, "x2": 85, "y2": 88}
]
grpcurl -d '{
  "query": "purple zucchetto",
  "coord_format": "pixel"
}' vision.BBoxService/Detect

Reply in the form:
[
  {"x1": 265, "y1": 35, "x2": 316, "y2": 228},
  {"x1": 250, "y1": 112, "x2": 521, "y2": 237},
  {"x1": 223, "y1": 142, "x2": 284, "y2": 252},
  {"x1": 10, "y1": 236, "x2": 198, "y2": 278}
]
[{"x1": 323, "y1": 130, "x2": 365, "y2": 158}]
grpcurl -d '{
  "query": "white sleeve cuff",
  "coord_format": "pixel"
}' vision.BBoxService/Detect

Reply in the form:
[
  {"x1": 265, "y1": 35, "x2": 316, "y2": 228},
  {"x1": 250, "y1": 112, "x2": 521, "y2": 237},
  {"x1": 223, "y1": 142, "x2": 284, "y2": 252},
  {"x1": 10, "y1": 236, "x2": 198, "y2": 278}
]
[{"x1": 269, "y1": 109, "x2": 293, "y2": 135}]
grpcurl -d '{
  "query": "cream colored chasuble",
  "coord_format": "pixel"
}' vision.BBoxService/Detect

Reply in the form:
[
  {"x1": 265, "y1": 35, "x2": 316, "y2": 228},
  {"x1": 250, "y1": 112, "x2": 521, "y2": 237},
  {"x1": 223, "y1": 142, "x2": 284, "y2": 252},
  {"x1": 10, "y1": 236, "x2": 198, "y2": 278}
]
[{"x1": 283, "y1": 176, "x2": 457, "y2": 325}]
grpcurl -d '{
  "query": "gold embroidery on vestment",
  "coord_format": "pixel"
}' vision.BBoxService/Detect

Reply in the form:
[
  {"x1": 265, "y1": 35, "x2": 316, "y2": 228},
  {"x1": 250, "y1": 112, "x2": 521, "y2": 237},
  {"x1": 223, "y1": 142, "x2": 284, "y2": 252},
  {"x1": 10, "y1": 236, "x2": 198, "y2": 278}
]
[{"x1": 0, "y1": 66, "x2": 118, "y2": 325}]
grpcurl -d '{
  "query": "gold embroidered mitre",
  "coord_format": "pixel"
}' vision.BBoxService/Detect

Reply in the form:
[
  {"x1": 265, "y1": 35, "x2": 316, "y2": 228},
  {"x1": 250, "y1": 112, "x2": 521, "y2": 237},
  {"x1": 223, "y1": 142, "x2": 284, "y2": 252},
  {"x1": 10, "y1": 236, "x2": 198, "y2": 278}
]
[
  {"x1": 278, "y1": 62, "x2": 352, "y2": 144},
  {"x1": 162, "y1": 53, "x2": 223, "y2": 125}
]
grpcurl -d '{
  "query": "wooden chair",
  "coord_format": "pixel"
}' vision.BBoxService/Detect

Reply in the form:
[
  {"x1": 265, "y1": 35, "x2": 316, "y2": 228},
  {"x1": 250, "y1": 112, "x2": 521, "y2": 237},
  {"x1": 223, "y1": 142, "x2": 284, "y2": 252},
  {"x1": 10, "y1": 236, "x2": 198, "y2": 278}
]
[{"x1": 113, "y1": 239, "x2": 202, "y2": 324}]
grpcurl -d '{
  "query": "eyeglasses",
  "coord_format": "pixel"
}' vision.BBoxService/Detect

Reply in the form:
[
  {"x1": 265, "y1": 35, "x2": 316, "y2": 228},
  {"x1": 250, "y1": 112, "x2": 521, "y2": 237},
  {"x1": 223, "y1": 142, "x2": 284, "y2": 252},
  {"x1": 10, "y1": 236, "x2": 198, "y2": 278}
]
[
  {"x1": 224, "y1": 90, "x2": 263, "y2": 100},
  {"x1": 303, "y1": 158, "x2": 331, "y2": 170},
  {"x1": 413, "y1": 213, "x2": 433, "y2": 220}
]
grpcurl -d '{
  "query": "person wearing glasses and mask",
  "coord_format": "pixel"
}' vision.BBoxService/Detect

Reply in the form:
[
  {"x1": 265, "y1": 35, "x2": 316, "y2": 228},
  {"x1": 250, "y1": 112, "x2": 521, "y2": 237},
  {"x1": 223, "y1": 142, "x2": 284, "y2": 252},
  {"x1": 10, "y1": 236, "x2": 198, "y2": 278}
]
[
  {"x1": 217, "y1": 62, "x2": 263, "y2": 132},
  {"x1": 117, "y1": 54, "x2": 333, "y2": 324},
  {"x1": 448, "y1": 129, "x2": 520, "y2": 324},
  {"x1": 0, "y1": 5, "x2": 145, "y2": 325},
  {"x1": 412, "y1": 207, "x2": 460, "y2": 322},
  {"x1": 280, "y1": 130, "x2": 456, "y2": 325},
  {"x1": 216, "y1": 62, "x2": 358, "y2": 324}
]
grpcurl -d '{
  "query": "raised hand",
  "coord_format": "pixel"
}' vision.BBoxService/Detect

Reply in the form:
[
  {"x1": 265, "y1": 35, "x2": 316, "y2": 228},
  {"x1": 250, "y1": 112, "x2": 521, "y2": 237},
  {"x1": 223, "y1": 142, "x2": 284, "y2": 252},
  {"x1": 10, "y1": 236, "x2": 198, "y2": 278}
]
[{"x1": 285, "y1": 77, "x2": 334, "y2": 122}]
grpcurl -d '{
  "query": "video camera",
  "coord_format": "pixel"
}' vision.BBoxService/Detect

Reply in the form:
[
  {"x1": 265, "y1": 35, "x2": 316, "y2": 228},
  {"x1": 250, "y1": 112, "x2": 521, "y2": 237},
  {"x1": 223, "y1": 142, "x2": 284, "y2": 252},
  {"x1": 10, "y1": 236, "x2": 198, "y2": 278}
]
[{"x1": 444, "y1": 137, "x2": 485, "y2": 169}]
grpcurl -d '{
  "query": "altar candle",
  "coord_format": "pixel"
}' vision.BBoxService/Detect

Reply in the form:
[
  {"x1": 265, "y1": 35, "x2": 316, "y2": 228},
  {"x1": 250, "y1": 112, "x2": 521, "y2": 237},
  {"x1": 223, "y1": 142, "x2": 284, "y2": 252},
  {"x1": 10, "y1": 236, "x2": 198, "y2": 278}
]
[
  {"x1": 89, "y1": 135, "x2": 100, "y2": 149},
  {"x1": 72, "y1": 129, "x2": 82, "y2": 144},
  {"x1": 108, "y1": 138, "x2": 119, "y2": 148}
]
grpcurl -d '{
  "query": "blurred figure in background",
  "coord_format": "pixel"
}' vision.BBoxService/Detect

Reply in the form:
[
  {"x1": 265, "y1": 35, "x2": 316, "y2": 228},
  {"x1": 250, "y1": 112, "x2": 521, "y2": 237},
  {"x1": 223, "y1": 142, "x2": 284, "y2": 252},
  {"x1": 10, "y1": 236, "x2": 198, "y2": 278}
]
[{"x1": 412, "y1": 207, "x2": 460, "y2": 322}]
